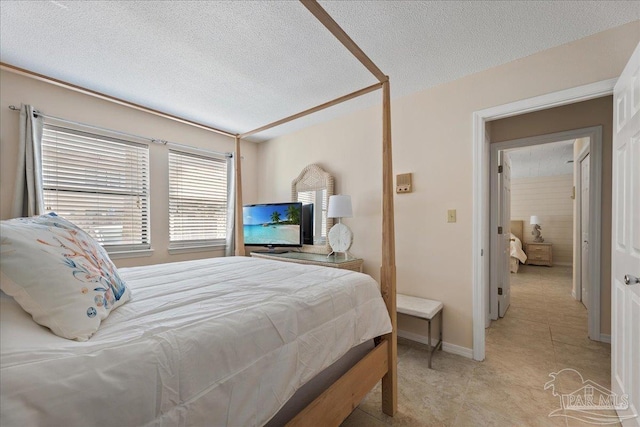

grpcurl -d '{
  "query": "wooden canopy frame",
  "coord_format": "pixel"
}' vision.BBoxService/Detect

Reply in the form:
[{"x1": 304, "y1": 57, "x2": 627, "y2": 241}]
[
  {"x1": 0, "y1": 1, "x2": 397, "y2": 423},
  {"x1": 237, "y1": 2, "x2": 397, "y2": 423}
]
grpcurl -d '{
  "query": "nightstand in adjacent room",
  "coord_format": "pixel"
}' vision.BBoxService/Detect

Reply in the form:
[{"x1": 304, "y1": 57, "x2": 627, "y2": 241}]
[
  {"x1": 525, "y1": 242, "x2": 553, "y2": 266},
  {"x1": 250, "y1": 251, "x2": 364, "y2": 272}
]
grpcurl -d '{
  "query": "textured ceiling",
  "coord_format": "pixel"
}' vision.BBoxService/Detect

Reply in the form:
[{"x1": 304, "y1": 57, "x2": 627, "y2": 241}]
[
  {"x1": 507, "y1": 140, "x2": 575, "y2": 179},
  {"x1": 1, "y1": 1, "x2": 638, "y2": 141}
]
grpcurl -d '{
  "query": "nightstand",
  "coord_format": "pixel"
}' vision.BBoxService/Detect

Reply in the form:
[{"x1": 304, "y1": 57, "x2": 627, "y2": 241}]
[
  {"x1": 525, "y1": 242, "x2": 553, "y2": 266},
  {"x1": 250, "y1": 251, "x2": 364, "y2": 272}
]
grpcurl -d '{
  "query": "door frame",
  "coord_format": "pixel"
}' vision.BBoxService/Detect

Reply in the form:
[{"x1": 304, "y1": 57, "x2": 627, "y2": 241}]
[
  {"x1": 574, "y1": 143, "x2": 591, "y2": 303},
  {"x1": 489, "y1": 127, "x2": 602, "y2": 333},
  {"x1": 472, "y1": 78, "x2": 616, "y2": 361}
]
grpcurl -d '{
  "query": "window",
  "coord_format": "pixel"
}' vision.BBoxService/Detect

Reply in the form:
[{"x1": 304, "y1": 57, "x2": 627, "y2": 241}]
[
  {"x1": 42, "y1": 125, "x2": 150, "y2": 253},
  {"x1": 168, "y1": 150, "x2": 228, "y2": 248}
]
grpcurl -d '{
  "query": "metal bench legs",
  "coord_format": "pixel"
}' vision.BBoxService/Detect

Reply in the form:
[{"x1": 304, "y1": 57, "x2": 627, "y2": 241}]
[{"x1": 426, "y1": 307, "x2": 443, "y2": 369}]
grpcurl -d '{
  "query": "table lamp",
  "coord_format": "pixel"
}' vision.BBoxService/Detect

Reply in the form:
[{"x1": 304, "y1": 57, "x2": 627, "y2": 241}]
[
  {"x1": 327, "y1": 195, "x2": 353, "y2": 258},
  {"x1": 530, "y1": 215, "x2": 544, "y2": 243}
]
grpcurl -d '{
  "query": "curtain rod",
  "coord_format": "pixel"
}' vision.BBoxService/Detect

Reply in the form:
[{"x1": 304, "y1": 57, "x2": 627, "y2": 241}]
[
  {"x1": 1, "y1": 62, "x2": 237, "y2": 138},
  {"x1": 8, "y1": 105, "x2": 232, "y2": 158}
]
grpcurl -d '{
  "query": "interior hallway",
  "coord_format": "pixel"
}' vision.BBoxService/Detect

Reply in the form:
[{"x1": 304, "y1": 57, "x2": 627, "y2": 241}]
[{"x1": 341, "y1": 265, "x2": 614, "y2": 426}]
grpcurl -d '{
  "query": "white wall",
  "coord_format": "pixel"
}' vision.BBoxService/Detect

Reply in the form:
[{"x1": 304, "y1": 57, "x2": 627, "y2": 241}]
[
  {"x1": 0, "y1": 70, "x2": 259, "y2": 268},
  {"x1": 256, "y1": 21, "x2": 640, "y2": 351},
  {"x1": 511, "y1": 174, "x2": 574, "y2": 265}
]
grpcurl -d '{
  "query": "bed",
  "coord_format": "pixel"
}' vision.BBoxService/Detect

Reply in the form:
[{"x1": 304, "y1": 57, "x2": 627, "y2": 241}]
[
  {"x1": 0, "y1": 257, "x2": 391, "y2": 426},
  {"x1": 510, "y1": 220, "x2": 527, "y2": 273},
  {"x1": 0, "y1": 1, "x2": 399, "y2": 425}
]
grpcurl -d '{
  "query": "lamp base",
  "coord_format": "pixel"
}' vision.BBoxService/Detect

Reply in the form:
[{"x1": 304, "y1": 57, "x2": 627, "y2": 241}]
[
  {"x1": 531, "y1": 224, "x2": 544, "y2": 243},
  {"x1": 327, "y1": 251, "x2": 351, "y2": 260},
  {"x1": 328, "y1": 222, "x2": 353, "y2": 255}
]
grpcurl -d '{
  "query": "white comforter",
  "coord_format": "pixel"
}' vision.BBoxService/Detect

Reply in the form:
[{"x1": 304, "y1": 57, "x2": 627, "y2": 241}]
[
  {"x1": 510, "y1": 233, "x2": 527, "y2": 264},
  {"x1": 0, "y1": 257, "x2": 391, "y2": 427}
]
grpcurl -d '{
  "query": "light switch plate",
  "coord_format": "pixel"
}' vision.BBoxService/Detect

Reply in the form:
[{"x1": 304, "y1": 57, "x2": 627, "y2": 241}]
[{"x1": 447, "y1": 209, "x2": 456, "y2": 223}]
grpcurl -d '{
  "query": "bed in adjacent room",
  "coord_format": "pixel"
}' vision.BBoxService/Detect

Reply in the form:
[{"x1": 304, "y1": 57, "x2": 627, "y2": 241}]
[{"x1": 510, "y1": 220, "x2": 527, "y2": 273}]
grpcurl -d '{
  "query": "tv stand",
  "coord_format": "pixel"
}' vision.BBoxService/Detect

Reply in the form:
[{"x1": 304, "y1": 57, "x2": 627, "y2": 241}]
[
  {"x1": 250, "y1": 252, "x2": 363, "y2": 272},
  {"x1": 251, "y1": 249, "x2": 290, "y2": 254}
]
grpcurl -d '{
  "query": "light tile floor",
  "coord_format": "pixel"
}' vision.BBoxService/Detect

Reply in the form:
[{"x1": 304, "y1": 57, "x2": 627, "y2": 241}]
[{"x1": 341, "y1": 265, "x2": 615, "y2": 427}]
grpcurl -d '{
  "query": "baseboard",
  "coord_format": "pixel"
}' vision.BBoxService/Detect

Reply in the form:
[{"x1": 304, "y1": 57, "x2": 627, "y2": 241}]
[
  {"x1": 599, "y1": 334, "x2": 611, "y2": 344},
  {"x1": 442, "y1": 342, "x2": 474, "y2": 359},
  {"x1": 397, "y1": 329, "x2": 474, "y2": 359},
  {"x1": 553, "y1": 262, "x2": 572, "y2": 267}
]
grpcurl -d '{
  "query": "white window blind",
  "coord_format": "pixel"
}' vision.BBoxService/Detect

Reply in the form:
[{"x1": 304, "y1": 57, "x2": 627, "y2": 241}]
[
  {"x1": 42, "y1": 125, "x2": 150, "y2": 252},
  {"x1": 297, "y1": 191, "x2": 314, "y2": 204},
  {"x1": 297, "y1": 189, "x2": 327, "y2": 242},
  {"x1": 168, "y1": 150, "x2": 228, "y2": 248},
  {"x1": 319, "y1": 188, "x2": 327, "y2": 239}
]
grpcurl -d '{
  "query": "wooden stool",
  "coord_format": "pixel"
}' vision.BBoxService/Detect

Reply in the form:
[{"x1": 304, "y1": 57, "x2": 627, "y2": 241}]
[{"x1": 397, "y1": 294, "x2": 443, "y2": 369}]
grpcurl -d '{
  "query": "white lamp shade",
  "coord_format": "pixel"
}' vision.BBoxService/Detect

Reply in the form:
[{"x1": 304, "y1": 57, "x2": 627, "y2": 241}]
[
  {"x1": 530, "y1": 215, "x2": 541, "y2": 225},
  {"x1": 327, "y1": 195, "x2": 353, "y2": 218}
]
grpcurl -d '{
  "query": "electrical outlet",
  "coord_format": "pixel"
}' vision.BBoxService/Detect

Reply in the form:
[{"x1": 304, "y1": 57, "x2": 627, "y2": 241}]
[{"x1": 447, "y1": 209, "x2": 456, "y2": 223}]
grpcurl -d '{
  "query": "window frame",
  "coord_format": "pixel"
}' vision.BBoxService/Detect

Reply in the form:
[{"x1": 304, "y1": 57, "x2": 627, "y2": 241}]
[
  {"x1": 167, "y1": 148, "x2": 229, "y2": 252},
  {"x1": 41, "y1": 123, "x2": 151, "y2": 256}
]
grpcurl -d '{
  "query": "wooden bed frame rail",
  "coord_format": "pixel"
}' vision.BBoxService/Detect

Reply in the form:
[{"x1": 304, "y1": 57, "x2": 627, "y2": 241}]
[{"x1": 286, "y1": 340, "x2": 389, "y2": 426}]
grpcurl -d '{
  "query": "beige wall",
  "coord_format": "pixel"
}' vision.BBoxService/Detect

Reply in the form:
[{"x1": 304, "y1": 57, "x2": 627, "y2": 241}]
[
  {"x1": 511, "y1": 174, "x2": 574, "y2": 265},
  {"x1": 257, "y1": 22, "x2": 639, "y2": 350},
  {"x1": 0, "y1": 70, "x2": 259, "y2": 268},
  {"x1": 489, "y1": 96, "x2": 614, "y2": 336}
]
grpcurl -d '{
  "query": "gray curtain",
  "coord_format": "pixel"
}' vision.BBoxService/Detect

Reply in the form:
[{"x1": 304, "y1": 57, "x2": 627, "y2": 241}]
[
  {"x1": 12, "y1": 105, "x2": 45, "y2": 218},
  {"x1": 225, "y1": 155, "x2": 235, "y2": 256}
]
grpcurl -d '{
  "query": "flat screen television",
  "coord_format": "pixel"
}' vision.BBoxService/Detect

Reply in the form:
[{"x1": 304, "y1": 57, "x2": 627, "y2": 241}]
[
  {"x1": 301, "y1": 203, "x2": 314, "y2": 245},
  {"x1": 243, "y1": 202, "x2": 303, "y2": 252}
]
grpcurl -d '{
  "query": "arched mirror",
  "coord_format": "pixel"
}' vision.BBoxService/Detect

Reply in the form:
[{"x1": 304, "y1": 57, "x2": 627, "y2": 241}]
[{"x1": 291, "y1": 164, "x2": 334, "y2": 253}]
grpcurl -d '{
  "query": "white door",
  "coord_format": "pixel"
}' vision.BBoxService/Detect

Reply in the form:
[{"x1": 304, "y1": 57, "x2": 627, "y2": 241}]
[
  {"x1": 612, "y1": 41, "x2": 640, "y2": 426},
  {"x1": 485, "y1": 126, "x2": 492, "y2": 327},
  {"x1": 581, "y1": 154, "x2": 590, "y2": 310},
  {"x1": 489, "y1": 148, "x2": 499, "y2": 320},
  {"x1": 498, "y1": 151, "x2": 511, "y2": 317}
]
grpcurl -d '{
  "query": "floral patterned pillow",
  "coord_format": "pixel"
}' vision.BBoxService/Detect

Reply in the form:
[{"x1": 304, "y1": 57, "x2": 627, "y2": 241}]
[{"x1": 0, "y1": 213, "x2": 131, "y2": 341}]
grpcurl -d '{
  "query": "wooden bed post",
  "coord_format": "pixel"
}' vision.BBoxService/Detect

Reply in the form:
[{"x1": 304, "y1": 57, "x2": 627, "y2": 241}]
[
  {"x1": 380, "y1": 79, "x2": 397, "y2": 416},
  {"x1": 297, "y1": 1, "x2": 397, "y2": 419},
  {"x1": 234, "y1": 135, "x2": 245, "y2": 256}
]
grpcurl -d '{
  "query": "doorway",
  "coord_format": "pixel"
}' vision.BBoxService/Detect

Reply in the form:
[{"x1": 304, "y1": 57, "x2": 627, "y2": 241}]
[
  {"x1": 489, "y1": 129, "x2": 601, "y2": 330},
  {"x1": 471, "y1": 78, "x2": 616, "y2": 361}
]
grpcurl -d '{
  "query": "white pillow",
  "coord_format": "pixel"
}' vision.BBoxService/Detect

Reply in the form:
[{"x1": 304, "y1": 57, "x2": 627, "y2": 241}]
[{"x1": 0, "y1": 213, "x2": 130, "y2": 341}]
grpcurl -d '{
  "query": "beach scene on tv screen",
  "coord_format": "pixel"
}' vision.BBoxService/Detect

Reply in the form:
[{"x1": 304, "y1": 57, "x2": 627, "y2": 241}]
[{"x1": 243, "y1": 204, "x2": 301, "y2": 245}]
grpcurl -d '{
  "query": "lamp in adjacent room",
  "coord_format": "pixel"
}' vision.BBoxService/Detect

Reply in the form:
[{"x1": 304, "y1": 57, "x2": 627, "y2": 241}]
[
  {"x1": 327, "y1": 195, "x2": 353, "y2": 258},
  {"x1": 530, "y1": 215, "x2": 544, "y2": 243}
]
